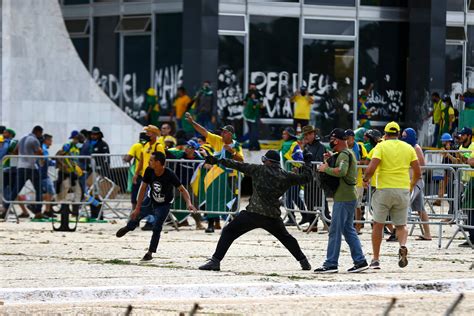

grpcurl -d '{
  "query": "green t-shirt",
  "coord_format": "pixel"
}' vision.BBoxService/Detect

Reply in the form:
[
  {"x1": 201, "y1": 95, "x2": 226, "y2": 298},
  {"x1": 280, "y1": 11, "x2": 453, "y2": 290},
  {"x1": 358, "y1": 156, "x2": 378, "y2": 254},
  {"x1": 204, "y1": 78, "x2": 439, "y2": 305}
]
[
  {"x1": 326, "y1": 149, "x2": 357, "y2": 202},
  {"x1": 243, "y1": 98, "x2": 259, "y2": 123}
]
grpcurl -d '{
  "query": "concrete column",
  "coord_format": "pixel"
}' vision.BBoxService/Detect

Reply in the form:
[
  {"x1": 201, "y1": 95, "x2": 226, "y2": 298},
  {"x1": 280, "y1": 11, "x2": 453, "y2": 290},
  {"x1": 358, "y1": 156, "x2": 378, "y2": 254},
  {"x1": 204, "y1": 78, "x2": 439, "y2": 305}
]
[
  {"x1": 406, "y1": 0, "x2": 447, "y2": 130},
  {"x1": 182, "y1": 0, "x2": 219, "y2": 97}
]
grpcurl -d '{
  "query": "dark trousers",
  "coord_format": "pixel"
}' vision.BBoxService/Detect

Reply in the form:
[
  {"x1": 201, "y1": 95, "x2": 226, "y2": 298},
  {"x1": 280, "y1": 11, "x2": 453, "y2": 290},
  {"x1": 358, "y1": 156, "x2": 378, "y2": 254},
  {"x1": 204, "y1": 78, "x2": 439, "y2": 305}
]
[
  {"x1": 285, "y1": 185, "x2": 305, "y2": 223},
  {"x1": 247, "y1": 120, "x2": 260, "y2": 150},
  {"x1": 212, "y1": 211, "x2": 307, "y2": 262},
  {"x1": 5, "y1": 168, "x2": 42, "y2": 213},
  {"x1": 131, "y1": 176, "x2": 142, "y2": 205},
  {"x1": 432, "y1": 123, "x2": 440, "y2": 148},
  {"x1": 126, "y1": 199, "x2": 170, "y2": 253}
]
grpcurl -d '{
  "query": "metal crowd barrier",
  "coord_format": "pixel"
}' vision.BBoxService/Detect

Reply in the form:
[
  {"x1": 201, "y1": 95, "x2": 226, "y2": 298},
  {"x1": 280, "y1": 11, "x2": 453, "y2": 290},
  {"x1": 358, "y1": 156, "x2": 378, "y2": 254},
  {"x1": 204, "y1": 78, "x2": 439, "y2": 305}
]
[
  {"x1": 1, "y1": 154, "x2": 97, "y2": 223},
  {"x1": 425, "y1": 150, "x2": 471, "y2": 165},
  {"x1": 446, "y1": 167, "x2": 474, "y2": 249},
  {"x1": 90, "y1": 155, "x2": 242, "y2": 224}
]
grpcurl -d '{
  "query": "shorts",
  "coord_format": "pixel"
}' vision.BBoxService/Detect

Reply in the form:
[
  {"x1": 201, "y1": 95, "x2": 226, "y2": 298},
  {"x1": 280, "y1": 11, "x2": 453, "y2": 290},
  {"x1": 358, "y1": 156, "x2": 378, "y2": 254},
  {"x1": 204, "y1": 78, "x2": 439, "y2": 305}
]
[
  {"x1": 356, "y1": 187, "x2": 364, "y2": 208},
  {"x1": 372, "y1": 188, "x2": 410, "y2": 226},
  {"x1": 42, "y1": 178, "x2": 56, "y2": 195},
  {"x1": 410, "y1": 179, "x2": 425, "y2": 213}
]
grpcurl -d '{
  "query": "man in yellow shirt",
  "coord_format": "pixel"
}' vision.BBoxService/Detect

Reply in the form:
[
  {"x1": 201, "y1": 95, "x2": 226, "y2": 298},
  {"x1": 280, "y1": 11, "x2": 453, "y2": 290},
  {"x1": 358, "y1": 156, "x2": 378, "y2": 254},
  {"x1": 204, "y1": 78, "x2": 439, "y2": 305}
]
[
  {"x1": 430, "y1": 92, "x2": 444, "y2": 147},
  {"x1": 172, "y1": 87, "x2": 192, "y2": 129},
  {"x1": 291, "y1": 86, "x2": 314, "y2": 131},
  {"x1": 363, "y1": 122, "x2": 421, "y2": 270},
  {"x1": 124, "y1": 131, "x2": 149, "y2": 209}
]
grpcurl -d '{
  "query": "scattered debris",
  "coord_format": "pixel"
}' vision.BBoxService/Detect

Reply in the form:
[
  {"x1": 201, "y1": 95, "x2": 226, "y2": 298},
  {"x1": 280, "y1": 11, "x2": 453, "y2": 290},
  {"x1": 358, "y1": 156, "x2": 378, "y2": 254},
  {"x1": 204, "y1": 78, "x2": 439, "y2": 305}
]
[
  {"x1": 444, "y1": 293, "x2": 464, "y2": 316},
  {"x1": 124, "y1": 304, "x2": 133, "y2": 316},
  {"x1": 383, "y1": 297, "x2": 397, "y2": 316}
]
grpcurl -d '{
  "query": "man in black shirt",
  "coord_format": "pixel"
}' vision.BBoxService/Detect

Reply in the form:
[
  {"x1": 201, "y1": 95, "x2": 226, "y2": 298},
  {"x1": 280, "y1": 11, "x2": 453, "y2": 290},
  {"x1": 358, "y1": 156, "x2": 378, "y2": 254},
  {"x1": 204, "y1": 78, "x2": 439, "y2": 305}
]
[
  {"x1": 116, "y1": 151, "x2": 197, "y2": 261},
  {"x1": 198, "y1": 150, "x2": 313, "y2": 271}
]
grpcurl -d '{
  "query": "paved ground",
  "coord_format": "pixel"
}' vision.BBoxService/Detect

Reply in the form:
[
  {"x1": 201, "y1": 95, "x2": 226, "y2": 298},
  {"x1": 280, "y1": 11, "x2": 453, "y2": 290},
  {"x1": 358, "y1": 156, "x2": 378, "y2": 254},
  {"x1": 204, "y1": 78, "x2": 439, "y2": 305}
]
[{"x1": 0, "y1": 217, "x2": 473, "y2": 314}]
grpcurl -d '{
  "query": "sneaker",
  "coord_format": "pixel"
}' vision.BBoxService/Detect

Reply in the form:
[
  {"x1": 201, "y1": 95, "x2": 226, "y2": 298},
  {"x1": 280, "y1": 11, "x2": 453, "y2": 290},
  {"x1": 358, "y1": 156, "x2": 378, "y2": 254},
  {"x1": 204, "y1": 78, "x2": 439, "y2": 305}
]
[
  {"x1": 198, "y1": 258, "x2": 220, "y2": 271},
  {"x1": 116, "y1": 226, "x2": 130, "y2": 238},
  {"x1": 398, "y1": 246, "x2": 408, "y2": 268},
  {"x1": 141, "y1": 252, "x2": 153, "y2": 261},
  {"x1": 299, "y1": 258, "x2": 311, "y2": 271},
  {"x1": 386, "y1": 234, "x2": 398, "y2": 242},
  {"x1": 347, "y1": 260, "x2": 369, "y2": 273},
  {"x1": 458, "y1": 240, "x2": 474, "y2": 248},
  {"x1": 313, "y1": 266, "x2": 338, "y2": 274},
  {"x1": 369, "y1": 259, "x2": 381, "y2": 270},
  {"x1": 141, "y1": 222, "x2": 153, "y2": 231},
  {"x1": 205, "y1": 226, "x2": 215, "y2": 233}
]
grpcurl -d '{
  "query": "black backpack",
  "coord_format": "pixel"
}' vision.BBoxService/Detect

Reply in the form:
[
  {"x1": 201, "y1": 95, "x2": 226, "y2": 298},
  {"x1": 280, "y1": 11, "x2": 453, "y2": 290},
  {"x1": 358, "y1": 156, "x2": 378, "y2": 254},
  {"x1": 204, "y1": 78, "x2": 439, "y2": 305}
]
[{"x1": 316, "y1": 150, "x2": 355, "y2": 198}]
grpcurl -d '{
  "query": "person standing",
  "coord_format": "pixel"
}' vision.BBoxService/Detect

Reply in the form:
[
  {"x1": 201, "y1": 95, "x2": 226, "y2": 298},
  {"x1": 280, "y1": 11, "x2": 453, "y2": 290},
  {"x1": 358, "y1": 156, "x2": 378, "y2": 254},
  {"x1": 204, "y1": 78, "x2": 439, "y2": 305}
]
[
  {"x1": 243, "y1": 83, "x2": 264, "y2": 151},
  {"x1": 363, "y1": 122, "x2": 421, "y2": 269},
  {"x1": 313, "y1": 129, "x2": 368, "y2": 273},
  {"x1": 116, "y1": 151, "x2": 197, "y2": 261},
  {"x1": 172, "y1": 87, "x2": 192, "y2": 130},
  {"x1": 291, "y1": 86, "x2": 314, "y2": 131},
  {"x1": 430, "y1": 92, "x2": 445, "y2": 148},
  {"x1": 38, "y1": 134, "x2": 56, "y2": 217},
  {"x1": 193, "y1": 81, "x2": 216, "y2": 130},
  {"x1": 198, "y1": 150, "x2": 313, "y2": 271},
  {"x1": 401, "y1": 128, "x2": 432, "y2": 241},
  {"x1": 145, "y1": 88, "x2": 160, "y2": 126},
  {"x1": 124, "y1": 131, "x2": 149, "y2": 210},
  {"x1": 300, "y1": 125, "x2": 329, "y2": 230}
]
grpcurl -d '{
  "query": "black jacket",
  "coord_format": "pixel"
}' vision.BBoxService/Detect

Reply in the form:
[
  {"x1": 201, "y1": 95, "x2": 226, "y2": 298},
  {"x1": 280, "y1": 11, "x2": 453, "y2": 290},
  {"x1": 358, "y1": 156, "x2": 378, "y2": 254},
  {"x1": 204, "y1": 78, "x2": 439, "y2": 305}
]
[{"x1": 304, "y1": 140, "x2": 326, "y2": 162}]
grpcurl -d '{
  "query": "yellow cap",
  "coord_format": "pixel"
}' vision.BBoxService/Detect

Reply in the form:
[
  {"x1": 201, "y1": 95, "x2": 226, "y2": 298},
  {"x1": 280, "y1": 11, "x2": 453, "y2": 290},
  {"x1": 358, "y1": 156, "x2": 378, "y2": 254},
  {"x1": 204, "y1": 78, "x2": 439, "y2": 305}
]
[
  {"x1": 146, "y1": 88, "x2": 157, "y2": 96},
  {"x1": 384, "y1": 121, "x2": 400, "y2": 133}
]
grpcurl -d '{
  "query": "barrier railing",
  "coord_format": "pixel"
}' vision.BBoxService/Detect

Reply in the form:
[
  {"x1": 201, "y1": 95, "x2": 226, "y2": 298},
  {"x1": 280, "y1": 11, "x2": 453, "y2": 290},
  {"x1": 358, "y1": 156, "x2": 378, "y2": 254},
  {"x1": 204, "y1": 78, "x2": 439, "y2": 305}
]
[
  {"x1": 446, "y1": 167, "x2": 474, "y2": 249},
  {"x1": 425, "y1": 150, "x2": 471, "y2": 165}
]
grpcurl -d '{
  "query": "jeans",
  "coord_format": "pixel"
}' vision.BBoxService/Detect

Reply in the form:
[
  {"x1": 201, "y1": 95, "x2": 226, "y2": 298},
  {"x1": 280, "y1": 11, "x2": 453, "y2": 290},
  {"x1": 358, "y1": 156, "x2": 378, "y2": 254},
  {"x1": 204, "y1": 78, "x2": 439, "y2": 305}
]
[
  {"x1": 324, "y1": 200, "x2": 365, "y2": 268},
  {"x1": 5, "y1": 168, "x2": 42, "y2": 213},
  {"x1": 212, "y1": 211, "x2": 307, "y2": 262},
  {"x1": 247, "y1": 120, "x2": 260, "y2": 150},
  {"x1": 126, "y1": 198, "x2": 170, "y2": 253}
]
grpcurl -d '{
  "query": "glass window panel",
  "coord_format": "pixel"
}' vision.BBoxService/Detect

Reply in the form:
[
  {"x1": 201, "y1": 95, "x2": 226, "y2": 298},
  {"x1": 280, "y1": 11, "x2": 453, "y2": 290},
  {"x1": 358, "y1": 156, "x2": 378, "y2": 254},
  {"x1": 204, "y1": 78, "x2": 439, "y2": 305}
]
[
  {"x1": 304, "y1": 19, "x2": 355, "y2": 36},
  {"x1": 116, "y1": 16, "x2": 151, "y2": 32},
  {"x1": 93, "y1": 16, "x2": 121, "y2": 108},
  {"x1": 219, "y1": 15, "x2": 245, "y2": 32},
  {"x1": 250, "y1": 0, "x2": 299, "y2": 3},
  {"x1": 304, "y1": 0, "x2": 355, "y2": 6},
  {"x1": 93, "y1": 0, "x2": 118, "y2": 3},
  {"x1": 446, "y1": 26, "x2": 466, "y2": 41},
  {"x1": 154, "y1": 13, "x2": 183, "y2": 116},
  {"x1": 360, "y1": 0, "x2": 407, "y2": 7},
  {"x1": 71, "y1": 37, "x2": 89, "y2": 70},
  {"x1": 218, "y1": 35, "x2": 245, "y2": 135},
  {"x1": 447, "y1": 0, "x2": 464, "y2": 11},
  {"x1": 249, "y1": 15, "x2": 298, "y2": 138},
  {"x1": 445, "y1": 45, "x2": 463, "y2": 94},
  {"x1": 65, "y1": 19, "x2": 89, "y2": 35},
  {"x1": 466, "y1": 25, "x2": 474, "y2": 88},
  {"x1": 303, "y1": 40, "x2": 354, "y2": 135},
  {"x1": 123, "y1": 35, "x2": 151, "y2": 123},
  {"x1": 358, "y1": 21, "x2": 409, "y2": 123}
]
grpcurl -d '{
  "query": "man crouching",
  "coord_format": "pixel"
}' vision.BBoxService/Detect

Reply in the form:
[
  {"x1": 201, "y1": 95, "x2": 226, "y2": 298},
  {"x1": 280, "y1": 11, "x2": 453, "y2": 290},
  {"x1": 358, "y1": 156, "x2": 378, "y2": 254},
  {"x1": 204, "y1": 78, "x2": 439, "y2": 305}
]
[{"x1": 198, "y1": 150, "x2": 313, "y2": 271}]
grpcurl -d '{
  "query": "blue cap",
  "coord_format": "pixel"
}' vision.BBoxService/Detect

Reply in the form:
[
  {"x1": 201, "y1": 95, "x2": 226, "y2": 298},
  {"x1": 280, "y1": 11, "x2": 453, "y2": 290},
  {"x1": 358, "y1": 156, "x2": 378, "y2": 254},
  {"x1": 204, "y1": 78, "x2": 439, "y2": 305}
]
[
  {"x1": 186, "y1": 140, "x2": 200, "y2": 150},
  {"x1": 441, "y1": 133, "x2": 453, "y2": 142},
  {"x1": 300, "y1": 85, "x2": 307, "y2": 91},
  {"x1": 69, "y1": 130, "x2": 79, "y2": 139}
]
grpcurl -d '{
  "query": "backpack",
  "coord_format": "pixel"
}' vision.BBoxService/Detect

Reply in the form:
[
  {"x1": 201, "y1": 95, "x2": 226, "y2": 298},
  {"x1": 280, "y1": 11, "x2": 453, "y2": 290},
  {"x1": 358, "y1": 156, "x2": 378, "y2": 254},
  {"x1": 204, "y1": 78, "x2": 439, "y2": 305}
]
[{"x1": 316, "y1": 150, "x2": 355, "y2": 198}]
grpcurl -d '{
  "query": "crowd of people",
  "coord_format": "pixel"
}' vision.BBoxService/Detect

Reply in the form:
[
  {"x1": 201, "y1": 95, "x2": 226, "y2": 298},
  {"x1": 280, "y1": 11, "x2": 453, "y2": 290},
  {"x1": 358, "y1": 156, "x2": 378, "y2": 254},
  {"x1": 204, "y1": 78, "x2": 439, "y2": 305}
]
[{"x1": 1, "y1": 82, "x2": 473, "y2": 272}]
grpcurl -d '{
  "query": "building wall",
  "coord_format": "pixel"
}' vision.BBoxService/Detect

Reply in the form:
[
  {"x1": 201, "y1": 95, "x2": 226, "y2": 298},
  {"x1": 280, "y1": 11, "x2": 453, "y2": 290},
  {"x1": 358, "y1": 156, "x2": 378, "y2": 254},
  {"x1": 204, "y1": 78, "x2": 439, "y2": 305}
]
[{"x1": 1, "y1": 0, "x2": 142, "y2": 154}]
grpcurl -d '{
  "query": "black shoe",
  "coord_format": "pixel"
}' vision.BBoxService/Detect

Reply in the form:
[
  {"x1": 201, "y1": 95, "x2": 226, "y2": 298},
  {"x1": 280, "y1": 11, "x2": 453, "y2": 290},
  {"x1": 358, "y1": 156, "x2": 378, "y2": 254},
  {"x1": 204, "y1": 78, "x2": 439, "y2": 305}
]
[
  {"x1": 141, "y1": 223, "x2": 153, "y2": 231},
  {"x1": 141, "y1": 252, "x2": 153, "y2": 261},
  {"x1": 458, "y1": 240, "x2": 474, "y2": 248},
  {"x1": 299, "y1": 258, "x2": 311, "y2": 271},
  {"x1": 116, "y1": 226, "x2": 130, "y2": 238},
  {"x1": 205, "y1": 226, "x2": 215, "y2": 233},
  {"x1": 398, "y1": 246, "x2": 408, "y2": 268},
  {"x1": 314, "y1": 266, "x2": 338, "y2": 274},
  {"x1": 347, "y1": 260, "x2": 369, "y2": 273},
  {"x1": 199, "y1": 258, "x2": 220, "y2": 271},
  {"x1": 43, "y1": 211, "x2": 56, "y2": 218},
  {"x1": 284, "y1": 221, "x2": 296, "y2": 227}
]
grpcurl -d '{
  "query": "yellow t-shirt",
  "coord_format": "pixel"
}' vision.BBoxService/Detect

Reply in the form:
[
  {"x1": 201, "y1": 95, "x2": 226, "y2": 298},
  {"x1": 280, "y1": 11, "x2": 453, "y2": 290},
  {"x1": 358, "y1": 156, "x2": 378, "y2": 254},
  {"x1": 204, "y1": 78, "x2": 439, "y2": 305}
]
[
  {"x1": 371, "y1": 140, "x2": 418, "y2": 189},
  {"x1": 174, "y1": 95, "x2": 192, "y2": 119},
  {"x1": 292, "y1": 95, "x2": 313, "y2": 120},
  {"x1": 140, "y1": 141, "x2": 165, "y2": 177},
  {"x1": 433, "y1": 100, "x2": 444, "y2": 124},
  {"x1": 355, "y1": 142, "x2": 368, "y2": 188},
  {"x1": 127, "y1": 142, "x2": 144, "y2": 169}
]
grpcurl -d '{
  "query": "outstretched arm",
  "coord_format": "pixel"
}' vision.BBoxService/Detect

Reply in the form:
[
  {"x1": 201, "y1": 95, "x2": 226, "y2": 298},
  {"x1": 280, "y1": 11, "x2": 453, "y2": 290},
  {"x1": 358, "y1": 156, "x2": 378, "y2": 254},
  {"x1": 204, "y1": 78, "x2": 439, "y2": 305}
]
[
  {"x1": 286, "y1": 165, "x2": 314, "y2": 186},
  {"x1": 185, "y1": 112, "x2": 208, "y2": 138},
  {"x1": 205, "y1": 155, "x2": 258, "y2": 175}
]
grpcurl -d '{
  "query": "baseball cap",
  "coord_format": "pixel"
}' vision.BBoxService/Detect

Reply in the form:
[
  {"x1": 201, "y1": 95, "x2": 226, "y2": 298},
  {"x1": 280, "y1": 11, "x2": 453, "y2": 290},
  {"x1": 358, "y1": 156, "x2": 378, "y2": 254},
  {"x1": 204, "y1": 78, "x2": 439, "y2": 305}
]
[
  {"x1": 262, "y1": 150, "x2": 281, "y2": 164},
  {"x1": 459, "y1": 127, "x2": 473, "y2": 136},
  {"x1": 221, "y1": 125, "x2": 235, "y2": 134},
  {"x1": 345, "y1": 129, "x2": 355, "y2": 137},
  {"x1": 384, "y1": 121, "x2": 400, "y2": 134},
  {"x1": 328, "y1": 128, "x2": 347, "y2": 140},
  {"x1": 69, "y1": 130, "x2": 79, "y2": 139},
  {"x1": 186, "y1": 140, "x2": 200, "y2": 150}
]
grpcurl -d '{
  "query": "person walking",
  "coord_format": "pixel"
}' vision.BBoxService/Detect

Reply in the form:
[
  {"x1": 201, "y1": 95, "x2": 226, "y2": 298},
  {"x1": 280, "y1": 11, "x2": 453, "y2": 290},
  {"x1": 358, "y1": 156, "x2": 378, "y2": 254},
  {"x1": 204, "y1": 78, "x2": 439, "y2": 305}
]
[
  {"x1": 313, "y1": 129, "x2": 368, "y2": 273},
  {"x1": 291, "y1": 86, "x2": 314, "y2": 131},
  {"x1": 363, "y1": 122, "x2": 421, "y2": 269},
  {"x1": 198, "y1": 150, "x2": 313, "y2": 271}
]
